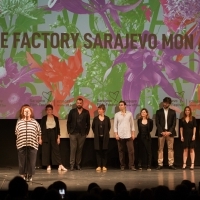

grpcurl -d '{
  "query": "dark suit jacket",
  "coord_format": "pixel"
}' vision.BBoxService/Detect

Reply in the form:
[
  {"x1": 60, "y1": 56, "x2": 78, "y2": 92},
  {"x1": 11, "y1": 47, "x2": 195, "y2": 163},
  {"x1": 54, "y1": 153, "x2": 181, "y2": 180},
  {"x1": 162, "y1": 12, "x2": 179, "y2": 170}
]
[
  {"x1": 41, "y1": 115, "x2": 60, "y2": 142},
  {"x1": 92, "y1": 116, "x2": 111, "y2": 150},
  {"x1": 67, "y1": 108, "x2": 90, "y2": 135},
  {"x1": 155, "y1": 108, "x2": 176, "y2": 137},
  {"x1": 137, "y1": 118, "x2": 153, "y2": 140}
]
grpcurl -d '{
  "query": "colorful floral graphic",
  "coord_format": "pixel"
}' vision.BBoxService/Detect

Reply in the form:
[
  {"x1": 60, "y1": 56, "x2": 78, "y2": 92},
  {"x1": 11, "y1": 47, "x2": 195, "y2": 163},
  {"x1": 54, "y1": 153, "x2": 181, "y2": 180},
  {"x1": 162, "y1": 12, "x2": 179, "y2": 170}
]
[
  {"x1": 26, "y1": 49, "x2": 83, "y2": 117},
  {"x1": 0, "y1": 0, "x2": 200, "y2": 119},
  {"x1": 0, "y1": 58, "x2": 42, "y2": 118},
  {"x1": 160, "y1": 0, "x2": 200, "y2": 115}
]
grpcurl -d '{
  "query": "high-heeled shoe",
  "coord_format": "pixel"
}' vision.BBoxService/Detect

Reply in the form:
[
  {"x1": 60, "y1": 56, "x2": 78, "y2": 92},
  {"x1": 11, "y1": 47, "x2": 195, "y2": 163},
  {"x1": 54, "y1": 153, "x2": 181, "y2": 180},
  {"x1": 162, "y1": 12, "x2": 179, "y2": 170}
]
[
  {"x1": 190, "y1": 163, "x2": 194, "y2": 170},
  {"x1": 182, "y1": 163, "x2": 186, "y2": 170}
]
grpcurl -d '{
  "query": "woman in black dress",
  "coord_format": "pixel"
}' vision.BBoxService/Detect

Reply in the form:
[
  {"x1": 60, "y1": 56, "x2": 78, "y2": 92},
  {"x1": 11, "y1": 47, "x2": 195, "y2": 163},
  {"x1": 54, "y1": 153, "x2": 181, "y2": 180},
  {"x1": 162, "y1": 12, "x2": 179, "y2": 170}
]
[
  {"x1": 137, "y1": 108, "x2": 153, "y2": 171},
  {"x1": 92, "y1": 104, "x2": 111, "y2": 171},
  {"x1": 180, "y1": 106, "x2": 196, "y2": 170},
  {"x1": 41, "y1": 104, "x2": 67, "y2": 171}
]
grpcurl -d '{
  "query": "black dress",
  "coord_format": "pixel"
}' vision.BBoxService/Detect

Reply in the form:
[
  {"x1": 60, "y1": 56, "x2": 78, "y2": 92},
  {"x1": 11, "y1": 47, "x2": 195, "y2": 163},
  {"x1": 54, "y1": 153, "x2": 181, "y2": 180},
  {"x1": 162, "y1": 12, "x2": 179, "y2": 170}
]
[
  {"x1": 137, "y1": 119, "x2": 153, "y2": 167},
  {"x1": 180, "y1": 116, "x2": 196, "y2": 148}
]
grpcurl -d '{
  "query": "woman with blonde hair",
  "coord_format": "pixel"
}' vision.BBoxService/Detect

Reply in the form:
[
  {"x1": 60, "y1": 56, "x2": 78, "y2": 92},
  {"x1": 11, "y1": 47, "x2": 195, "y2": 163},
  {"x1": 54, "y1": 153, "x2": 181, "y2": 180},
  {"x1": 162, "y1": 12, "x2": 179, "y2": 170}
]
[
  {"x1": 180, "y1": 106, "x2": 196, "y2": 170},
  {"x1": 137, "y1": 108, "x2": 153, "y2": 171}
]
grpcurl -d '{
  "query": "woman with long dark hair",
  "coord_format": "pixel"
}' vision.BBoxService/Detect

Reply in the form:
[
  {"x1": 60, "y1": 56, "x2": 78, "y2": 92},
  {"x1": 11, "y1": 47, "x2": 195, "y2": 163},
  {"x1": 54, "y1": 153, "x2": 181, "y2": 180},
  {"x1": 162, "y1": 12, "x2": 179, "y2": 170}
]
[
  {"x1": 41, "y1": 104, "x2": 67, "y2": 171},
  {"x1": 180, "y1": 106, "x2": 196, "y2": 170},
  {"x1": 15, "y1": 105, "x2": 42, "y2": 181},
  {"x1": 137, "y1": 108, "x2": 153, "y2": 171}
]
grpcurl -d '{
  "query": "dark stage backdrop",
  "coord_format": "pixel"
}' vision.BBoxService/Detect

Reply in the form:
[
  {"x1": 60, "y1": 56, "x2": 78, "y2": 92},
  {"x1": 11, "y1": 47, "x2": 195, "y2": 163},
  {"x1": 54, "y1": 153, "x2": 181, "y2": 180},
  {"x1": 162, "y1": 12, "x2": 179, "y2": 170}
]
[{"x1": 0, "y1": 119, "x2": 200, "y2": 168}]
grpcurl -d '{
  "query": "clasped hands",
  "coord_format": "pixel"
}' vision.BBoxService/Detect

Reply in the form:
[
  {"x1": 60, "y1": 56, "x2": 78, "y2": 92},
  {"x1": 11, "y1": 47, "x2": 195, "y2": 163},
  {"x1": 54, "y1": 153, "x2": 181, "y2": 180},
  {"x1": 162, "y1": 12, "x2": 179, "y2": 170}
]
[{"x1": 161, "y1": 131, "x2": 171, "y2": 137}]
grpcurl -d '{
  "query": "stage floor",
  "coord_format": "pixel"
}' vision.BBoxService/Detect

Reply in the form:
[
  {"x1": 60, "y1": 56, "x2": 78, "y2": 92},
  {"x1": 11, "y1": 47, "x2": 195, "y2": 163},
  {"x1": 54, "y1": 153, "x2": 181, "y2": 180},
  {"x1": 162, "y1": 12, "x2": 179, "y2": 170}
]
[{"x1": 0, "y1": 167, "x2": 199, "y2": 191}]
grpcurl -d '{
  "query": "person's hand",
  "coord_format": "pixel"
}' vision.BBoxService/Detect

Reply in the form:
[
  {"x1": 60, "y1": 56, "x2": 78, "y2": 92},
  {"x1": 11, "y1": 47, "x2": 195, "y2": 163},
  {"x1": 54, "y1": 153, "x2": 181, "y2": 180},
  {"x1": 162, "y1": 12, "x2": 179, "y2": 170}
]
[
  {"x1": 165, "y1": 132, "x2": 171, "y2": 136},
  {"x1": 192, "y1": 135, "x2": 195, "y2": 141},
  {"x1": 115, "y1": 134, "x2": 120, "y2": 140},
  {"x1": 131, "y1": 135, "x2": 135, "y2": 140},
  {"x1": 38, "y1": 139, "x2": 42, "y2": 145},
  {"x1": 57, "y1": 138, "x2": 60, "y2": 145},
  {"x1": 181, "y1": 137, "x2": 184, "y2": 142},
  {"x1": 162, "y1": 132, "x2": 166, "y2": 137}
]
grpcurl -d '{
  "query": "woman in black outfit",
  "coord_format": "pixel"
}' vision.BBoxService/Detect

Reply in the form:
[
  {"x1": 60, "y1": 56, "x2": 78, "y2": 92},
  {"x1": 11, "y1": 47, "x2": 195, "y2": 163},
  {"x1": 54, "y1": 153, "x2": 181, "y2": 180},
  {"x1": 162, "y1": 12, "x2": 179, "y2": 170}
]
[
  {"x1": 137, "y1": 108, "x2": 153, "y2": 171},
  {"x1": 92, "y1": 104, "x2": 111, "y2": 171},
  {"x1": 41, "y1": 104, "x2": 67, "y2": 171},
  {"x1": 180, "y1": 106, "x2": 196, "y2": 170}
]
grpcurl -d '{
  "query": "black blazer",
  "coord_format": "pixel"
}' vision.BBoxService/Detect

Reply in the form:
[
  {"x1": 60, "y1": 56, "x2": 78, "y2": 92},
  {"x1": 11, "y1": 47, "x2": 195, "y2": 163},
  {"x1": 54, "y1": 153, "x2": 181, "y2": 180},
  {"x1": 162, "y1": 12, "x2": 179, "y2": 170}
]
[
  {"x1": 41, "y1": 115, "x2": 60, "y2": 142},
  {"x1": 155, "y1": 108, "x2": 176, "y2": 137},
  {"x1": 92, "y1": 116, "x2": 111, "y2": 150},
  {"x1": 137, "y1": 118, "x2": 153, "y2": 140},
  {"x1": 67, "y1": 108, "x2": 90, "y2": 135}
]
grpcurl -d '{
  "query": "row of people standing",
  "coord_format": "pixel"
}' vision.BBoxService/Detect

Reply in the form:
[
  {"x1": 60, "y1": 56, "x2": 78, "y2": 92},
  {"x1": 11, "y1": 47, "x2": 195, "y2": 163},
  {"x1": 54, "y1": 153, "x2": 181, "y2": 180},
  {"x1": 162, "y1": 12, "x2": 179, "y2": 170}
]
[
  {"x1": 15, "y1": 97, "x2": 197, "y2": 181},
  {"x1": 46, "y1": 96, "x2": 197, "y2": 171},
  {"x1": 96, "y1": 97, "x2": 197, "y2": 171},
  {"x1": 134, "y1": 97, "x2": 196, "y2": 171}
]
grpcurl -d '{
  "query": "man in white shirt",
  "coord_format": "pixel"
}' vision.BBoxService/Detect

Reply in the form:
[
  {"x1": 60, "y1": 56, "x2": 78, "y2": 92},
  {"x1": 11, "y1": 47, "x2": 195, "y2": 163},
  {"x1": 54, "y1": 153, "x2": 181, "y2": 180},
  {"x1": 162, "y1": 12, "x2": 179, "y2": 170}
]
[
  {"x1": 114, "y1": 101, "x2": 136, "y2": 171},
  {"x1": 155, "y1": 97, "x2": 177, "y2": 170}
]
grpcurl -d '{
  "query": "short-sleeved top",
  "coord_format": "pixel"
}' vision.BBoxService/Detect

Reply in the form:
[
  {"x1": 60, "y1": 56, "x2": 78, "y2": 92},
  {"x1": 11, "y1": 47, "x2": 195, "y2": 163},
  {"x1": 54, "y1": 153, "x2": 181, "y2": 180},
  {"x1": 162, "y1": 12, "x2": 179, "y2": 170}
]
[
  {"x1": 15, "y1": 119, "x2": 41, "y2": 150},
  {"x1": 179, "y1": 116, "x2": 196, "y2": 131}
]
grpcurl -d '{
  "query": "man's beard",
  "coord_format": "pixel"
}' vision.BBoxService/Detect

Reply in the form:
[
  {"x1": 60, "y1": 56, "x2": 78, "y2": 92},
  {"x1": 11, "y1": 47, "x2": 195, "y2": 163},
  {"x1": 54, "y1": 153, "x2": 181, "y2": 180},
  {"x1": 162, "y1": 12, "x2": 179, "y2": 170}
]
[
  {"x1": 77, "y1": 105, "x2": 82, "y2": 109},
  {"x1": 163, "y1": 105, "x2": 169, "y2": 109}
]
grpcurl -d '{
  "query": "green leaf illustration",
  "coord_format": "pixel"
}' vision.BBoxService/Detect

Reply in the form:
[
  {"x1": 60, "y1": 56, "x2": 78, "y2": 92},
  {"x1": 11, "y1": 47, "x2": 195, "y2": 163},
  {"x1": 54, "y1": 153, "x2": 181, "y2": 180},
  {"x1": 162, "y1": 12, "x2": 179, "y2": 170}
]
[
  {"x1": 12, "y1": 8, "x2": 46, "y2": 33},
  {"x1": 13, "y1": 51, "x2": 28, "y2": 66}
]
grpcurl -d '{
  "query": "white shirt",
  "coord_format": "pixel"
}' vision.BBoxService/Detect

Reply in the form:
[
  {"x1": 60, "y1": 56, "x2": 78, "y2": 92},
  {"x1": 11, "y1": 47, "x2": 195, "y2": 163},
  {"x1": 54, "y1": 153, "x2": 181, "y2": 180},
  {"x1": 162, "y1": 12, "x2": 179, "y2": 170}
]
[
  {"x1": 46, "y1": 116, "x2": 56, "y2": 129},
  {"x1": 164, "y1": 108, "x2": 168, "y2": 130},
  {"x1": 114, "y1": 111, "x2": 135, "y2": 139}
]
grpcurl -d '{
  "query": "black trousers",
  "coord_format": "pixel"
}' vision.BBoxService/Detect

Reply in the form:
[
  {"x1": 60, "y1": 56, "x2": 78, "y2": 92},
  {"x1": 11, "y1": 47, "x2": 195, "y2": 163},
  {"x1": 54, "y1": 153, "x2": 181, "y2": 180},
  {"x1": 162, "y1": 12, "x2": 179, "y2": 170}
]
[
  {"x1": 69, "y1": 133, "x2": 86, "y2": 166},
  {"x1": 96, "y1": 137, "x2": 108, "y2": 167},
  {"x1": 138, "y1": 136, "x2": 152, "y2": 166},
  {"x1": 18, "y1": 146, "x2": 37, "y2": 175},
  {"x1": 117, "y1": 138, "x2": 135, "y2": 168},
  {"x1": 42, "y1": 129, "x2": 61, "y2": 166}
]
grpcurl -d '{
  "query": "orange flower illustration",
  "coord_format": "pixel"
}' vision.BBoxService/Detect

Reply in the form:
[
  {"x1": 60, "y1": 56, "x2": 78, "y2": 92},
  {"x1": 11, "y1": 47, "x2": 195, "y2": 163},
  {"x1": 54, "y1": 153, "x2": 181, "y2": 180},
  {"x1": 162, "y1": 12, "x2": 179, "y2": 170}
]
[{"x1": 26, "y1": 49, "x2": 83, "y2": 116}]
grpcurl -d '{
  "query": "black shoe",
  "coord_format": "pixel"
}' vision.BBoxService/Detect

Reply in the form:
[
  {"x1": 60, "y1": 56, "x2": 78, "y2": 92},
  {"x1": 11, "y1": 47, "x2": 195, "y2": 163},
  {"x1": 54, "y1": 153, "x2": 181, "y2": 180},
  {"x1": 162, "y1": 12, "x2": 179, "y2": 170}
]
[
  {"x1": 169, "y1": 165, "x2": 176, "y2": 170},
  {"x1": 120, "y1": 166, "x2": 125, "y2": 171},
  {"x1": 156, "y1": 165, "x2": 162, "y2": 170},
  {"x1": 130, "y1": 166, "x2": 137, "y2": 171},
  {"x1": 70, "y1": 165, "x2": 74, "y2": 171},
  {"x1": 76, "y1": 165, "x2": 81, "y2": 170}
]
